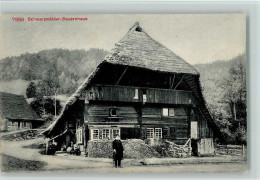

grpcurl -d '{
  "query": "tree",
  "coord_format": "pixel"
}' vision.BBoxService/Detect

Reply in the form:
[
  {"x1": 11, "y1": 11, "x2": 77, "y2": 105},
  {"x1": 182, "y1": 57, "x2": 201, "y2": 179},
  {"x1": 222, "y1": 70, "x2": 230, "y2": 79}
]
[
  {"x1": 30, "y1": 97, "x2": 62, "y2": 117},
  {"x1": 219, "y1": 55, "x2": 246, "y2": 144},
  {"x1": 26, "y1": 82, "x2": 37, "y2": 98},
  {"x1": 221, "y1": 56, "x2": 246, "y2": 130}
]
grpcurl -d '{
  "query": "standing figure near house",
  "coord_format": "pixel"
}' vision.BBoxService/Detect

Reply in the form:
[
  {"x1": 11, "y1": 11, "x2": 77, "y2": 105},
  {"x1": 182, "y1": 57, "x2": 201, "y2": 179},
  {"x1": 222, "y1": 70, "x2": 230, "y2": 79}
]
[{"x1": 112, "y1": 135, "x2": 124, "y2": 168}]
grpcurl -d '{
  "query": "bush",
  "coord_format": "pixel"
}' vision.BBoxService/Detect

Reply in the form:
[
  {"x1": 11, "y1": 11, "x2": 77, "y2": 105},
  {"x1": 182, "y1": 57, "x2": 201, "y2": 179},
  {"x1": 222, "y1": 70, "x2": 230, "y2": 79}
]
[
  {"x1": 234, "y1": 127, "x2": 247, "y2": 145},
  {"x1": 26, "y1": 82, "x2": 37, "y2": 98}
]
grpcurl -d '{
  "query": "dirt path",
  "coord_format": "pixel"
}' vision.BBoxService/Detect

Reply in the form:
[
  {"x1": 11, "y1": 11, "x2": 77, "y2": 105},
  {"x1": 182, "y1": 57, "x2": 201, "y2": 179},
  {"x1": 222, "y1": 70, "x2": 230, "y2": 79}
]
[
  {"x1": 0, "y1": 132, "x2": 247, "y2": 173},
  {"x1": 1, "y1": 138, "x2": 116, "y2": 171}
]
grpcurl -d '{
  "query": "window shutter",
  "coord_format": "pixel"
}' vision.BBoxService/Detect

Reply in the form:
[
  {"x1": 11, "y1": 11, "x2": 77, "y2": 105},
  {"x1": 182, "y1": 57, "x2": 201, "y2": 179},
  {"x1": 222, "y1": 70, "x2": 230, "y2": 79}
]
[{"x1": 162, "y1": 127, "x2": 169, "y2": 139}]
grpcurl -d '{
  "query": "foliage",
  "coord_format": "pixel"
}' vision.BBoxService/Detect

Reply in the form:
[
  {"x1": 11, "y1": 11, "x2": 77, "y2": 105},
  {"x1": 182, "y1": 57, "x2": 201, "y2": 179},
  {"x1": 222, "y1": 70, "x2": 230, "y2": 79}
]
[
  {"x1": 30, "y1": 97, "x2": 62, "y2": 117},
  {"x1": 26, "y1": 81, "x2": 37, "y2": 98},
  {"x1": 0, "y1": 48, "x2": 108, "y2": 95},
  {"x1": 195, "y1": 53, "x2": 247, "y2": 144}
]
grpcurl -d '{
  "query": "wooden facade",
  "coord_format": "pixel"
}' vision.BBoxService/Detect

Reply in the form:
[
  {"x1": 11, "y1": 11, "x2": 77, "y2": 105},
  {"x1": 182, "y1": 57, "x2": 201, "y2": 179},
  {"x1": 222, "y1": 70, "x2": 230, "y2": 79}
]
[
  {"x1": 70, "y1": 72, "x2": 214, "y2": 156},
  {"x1": 44, "y1": 22, "x2": 220, "y2": 157},
  {"x1": 47, "y1": 67, "x2": 216, "y2": 156}
]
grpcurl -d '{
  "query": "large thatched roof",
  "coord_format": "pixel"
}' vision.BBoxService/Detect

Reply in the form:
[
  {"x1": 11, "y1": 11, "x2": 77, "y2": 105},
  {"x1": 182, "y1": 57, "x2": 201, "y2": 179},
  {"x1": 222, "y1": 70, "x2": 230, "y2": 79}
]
[
  {"x1": 43, "y1": 23, "x2": 222, "y2": 140},
  {"x1": 104, "y1": 22, "x2": 199, "y2": 75},
  {"x1": 0, "y1": 92, "x2": 42, "y2": 121}
]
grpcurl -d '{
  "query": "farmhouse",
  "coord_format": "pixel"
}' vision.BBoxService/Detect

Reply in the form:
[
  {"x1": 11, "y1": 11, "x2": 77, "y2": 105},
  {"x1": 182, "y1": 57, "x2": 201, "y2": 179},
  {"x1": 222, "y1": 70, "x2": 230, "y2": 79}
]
[
  {"x1": 43, "y1": 22, "x2": 223, "y2": 156},
  {"x1": 0, "y1": 92, "x2": 43, "y2": 131}
]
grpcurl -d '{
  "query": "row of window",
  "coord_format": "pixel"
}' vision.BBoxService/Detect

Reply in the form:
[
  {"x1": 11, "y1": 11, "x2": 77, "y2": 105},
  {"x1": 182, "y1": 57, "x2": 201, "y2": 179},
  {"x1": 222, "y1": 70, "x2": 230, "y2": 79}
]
[
  {"x1": 147, "y1": 128, "x2": 162, "y2": 139},
  {"x1": 108, "y1": 108, "x2": 175, "y2": 117},
  {"x1": 91, "y1": 128, "x2": 120, "y2": 140},
  {"x1": 8, "y1": 121, "x2": 31, "y2": 128},
  {"x1": 88, "y1": 128, "x2": 163, "y2": 141}
]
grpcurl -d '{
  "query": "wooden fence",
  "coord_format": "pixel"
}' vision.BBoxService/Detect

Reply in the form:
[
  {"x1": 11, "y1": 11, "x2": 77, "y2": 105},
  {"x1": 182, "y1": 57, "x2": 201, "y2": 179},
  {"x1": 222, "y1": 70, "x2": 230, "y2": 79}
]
[{"x1": 215, "y1": 144, "x2": 246, "y2": 156}]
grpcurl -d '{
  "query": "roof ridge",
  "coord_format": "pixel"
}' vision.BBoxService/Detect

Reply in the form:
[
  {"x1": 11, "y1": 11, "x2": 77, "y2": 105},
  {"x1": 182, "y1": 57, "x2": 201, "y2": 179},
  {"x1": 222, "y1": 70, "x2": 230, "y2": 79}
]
[{"x1": 104, "y1": 22, "x2": 199, "y2": 75}]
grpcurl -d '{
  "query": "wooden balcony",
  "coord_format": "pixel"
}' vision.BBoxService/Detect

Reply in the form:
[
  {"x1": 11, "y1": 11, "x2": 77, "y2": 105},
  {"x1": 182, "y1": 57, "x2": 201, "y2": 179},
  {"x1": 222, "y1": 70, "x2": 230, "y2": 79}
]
[{"x1": 85, "y1": 84, "x2": 198, "y2": 105}]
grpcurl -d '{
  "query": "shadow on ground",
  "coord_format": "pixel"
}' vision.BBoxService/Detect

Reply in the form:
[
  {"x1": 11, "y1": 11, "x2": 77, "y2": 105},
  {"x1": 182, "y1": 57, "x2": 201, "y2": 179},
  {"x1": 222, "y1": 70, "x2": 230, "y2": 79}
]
[{"x1": 1, "y1": 153, "x2": 47, "y2": 172}]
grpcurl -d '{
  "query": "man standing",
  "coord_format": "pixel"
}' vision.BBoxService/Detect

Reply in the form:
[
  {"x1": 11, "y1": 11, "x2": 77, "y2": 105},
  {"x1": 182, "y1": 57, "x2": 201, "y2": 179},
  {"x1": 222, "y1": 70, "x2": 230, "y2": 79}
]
[{"x1": 112, "y1": 135, "x2": 124, "y2": 168}]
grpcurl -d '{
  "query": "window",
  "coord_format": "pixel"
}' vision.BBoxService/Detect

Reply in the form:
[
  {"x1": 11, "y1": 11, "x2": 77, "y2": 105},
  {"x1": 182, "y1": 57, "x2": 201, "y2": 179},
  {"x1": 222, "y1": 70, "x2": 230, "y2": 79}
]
[
  {"x1": 143, "y1": 89, "x2": 147, "y2": 103},
  {"x1": 7, "y1": 121, "x2": 12, "y2": 127},
  {"x1": 162, "y1": 108, "x2": 169, "y2": 116},
  {"x1": 109, "y1": 108, "x2": 118, "y2": 117},
  {"x1": 155, "y1": 128, "x2": 162, "y2": 138},
  {"x1": 162, "y1": 108, "x2": 175, "y2": 117},
  {"x1": 89, "y1": 92, "x2": 94, "y2": 99},
  {"x1": 92, "y1": 129, "x2": 99, "y2": 140},
  {"x1": 112, "y1": 129, "x2": 120, "y2": 139},
  {"x1": 102, "y1": 129, "x2": 110, "y2": 139},
  {"x1": 134, "y1": 89, "x2": 139, "y2": 99},
  {"x1": 13, "y1": 122, "x2": 18, "y2": 127},
  {"x1": 147, "y1": 128, "x2": 154, "y2": 139},
  {"x1": 76, "y1": 128, "x2": 83, "y2": 143},
  {"x1": 169, "y1": 108, "x2": 175, "y2": 117}
]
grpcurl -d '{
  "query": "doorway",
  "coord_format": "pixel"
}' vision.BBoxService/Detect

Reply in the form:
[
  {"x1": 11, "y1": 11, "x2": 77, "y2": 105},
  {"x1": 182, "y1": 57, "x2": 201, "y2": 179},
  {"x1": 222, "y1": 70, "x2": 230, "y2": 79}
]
[{"x1": 190, "y1": 121, "x2": 198, "y2": 156}]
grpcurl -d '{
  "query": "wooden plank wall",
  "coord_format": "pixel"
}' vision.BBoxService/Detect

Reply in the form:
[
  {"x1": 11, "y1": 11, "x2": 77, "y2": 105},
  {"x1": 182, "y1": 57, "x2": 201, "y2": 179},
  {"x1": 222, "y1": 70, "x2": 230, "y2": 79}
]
[
  {"x1": 197, "y1": 138, "x2": 214, "y2": 156},
  {"x1": 142, "y1": 106, "x2": 188, "y2": 125},
  {"x1": 196, "y1": 109, "x2": 213, "y2": 139},
  {"x1": 55, "y1": 100, "x2": 85, "y2": 134},
  {"x1": 121, "y1": 127, "x2": 140, "y2": 139},
  {"x1": 141, "y1": 106, "x2": 189, "y2": 141},
  {"x1": 86, "y1": 104, "x2": 139, "y2": 124}
]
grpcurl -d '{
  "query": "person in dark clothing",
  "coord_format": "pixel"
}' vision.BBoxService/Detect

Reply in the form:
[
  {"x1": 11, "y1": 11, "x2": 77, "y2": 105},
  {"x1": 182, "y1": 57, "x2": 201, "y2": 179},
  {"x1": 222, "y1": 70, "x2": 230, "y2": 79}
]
[{"x1": 112, "y1": 135, "x2": 124, "y2": 168}]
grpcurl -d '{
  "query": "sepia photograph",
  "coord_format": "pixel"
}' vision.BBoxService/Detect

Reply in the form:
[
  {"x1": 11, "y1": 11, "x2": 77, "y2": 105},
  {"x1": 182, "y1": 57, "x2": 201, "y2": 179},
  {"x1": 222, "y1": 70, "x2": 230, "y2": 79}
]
[{"x1": 0, "y1": 14, "x2": 246, "y2": 173}]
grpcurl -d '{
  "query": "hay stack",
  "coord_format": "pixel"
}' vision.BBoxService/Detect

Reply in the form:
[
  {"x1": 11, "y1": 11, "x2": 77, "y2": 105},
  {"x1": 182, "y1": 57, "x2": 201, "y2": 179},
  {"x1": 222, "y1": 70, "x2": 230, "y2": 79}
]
[
  {"x1": 87, "y1": 140, "x2": 114, "y2": 158},
  {"x1": 123, "y1": 139, "x2": 160, "y2": 158},
  {"x1": 87, "y1": 139, "x2": 160, "y2": 159}
]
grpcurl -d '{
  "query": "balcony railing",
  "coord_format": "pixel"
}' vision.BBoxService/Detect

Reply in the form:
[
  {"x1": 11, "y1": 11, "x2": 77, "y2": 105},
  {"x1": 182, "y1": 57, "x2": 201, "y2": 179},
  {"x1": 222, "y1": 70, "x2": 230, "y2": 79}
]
[{"x1": 84, "y1": 84, "x2": 198, "y2": 105}]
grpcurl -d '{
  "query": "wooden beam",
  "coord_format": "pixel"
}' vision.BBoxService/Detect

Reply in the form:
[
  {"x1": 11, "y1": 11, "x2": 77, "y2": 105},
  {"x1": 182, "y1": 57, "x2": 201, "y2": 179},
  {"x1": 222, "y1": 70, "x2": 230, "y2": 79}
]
[
  {"x1": 170, "y1": 74, "x2": 175, "y2": 89},
  {"x1": 115, "y1": 66, "x2": 128, "y2": 85},
  {"x1": 173, "y1": 75, "x2": 185, "y2": 90}
]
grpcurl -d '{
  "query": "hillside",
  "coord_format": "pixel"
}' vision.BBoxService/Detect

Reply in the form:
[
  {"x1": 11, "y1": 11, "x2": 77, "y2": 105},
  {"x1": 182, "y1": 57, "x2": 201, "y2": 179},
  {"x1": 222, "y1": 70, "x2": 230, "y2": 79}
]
[
  {"x1": 0, "y1": 48, "x2": 108, "y2": 95},
  {"x1": 194, "y1": 53, "x2": 246, "y2": 114},
  {"x1": 194, "y1": 53, "x2": 246, "y2": 144}
]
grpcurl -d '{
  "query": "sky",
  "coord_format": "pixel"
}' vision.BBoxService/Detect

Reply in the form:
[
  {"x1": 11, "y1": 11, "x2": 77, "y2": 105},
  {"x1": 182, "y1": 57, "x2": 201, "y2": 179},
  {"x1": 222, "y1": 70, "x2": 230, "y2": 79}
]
[{"x1": 0, "y1": 14, "x2": 246, "y2": 64}]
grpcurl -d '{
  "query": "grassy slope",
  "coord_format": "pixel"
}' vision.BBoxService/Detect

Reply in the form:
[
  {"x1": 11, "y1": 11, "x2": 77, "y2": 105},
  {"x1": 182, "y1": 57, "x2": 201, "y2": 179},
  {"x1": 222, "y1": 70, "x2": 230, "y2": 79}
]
[
  {"x1": 1, "y1": 153, "x2": 47, "y2": 172},
  {"x1": 0, "y1": 79, "x2": 29, "y2": 96}
]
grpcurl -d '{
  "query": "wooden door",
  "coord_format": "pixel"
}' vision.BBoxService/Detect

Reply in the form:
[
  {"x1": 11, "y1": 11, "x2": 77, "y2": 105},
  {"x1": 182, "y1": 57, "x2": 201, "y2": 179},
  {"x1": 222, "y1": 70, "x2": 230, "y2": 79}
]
[{"x1": 190, "y1": 121, "x2": 198, "y2": 139}]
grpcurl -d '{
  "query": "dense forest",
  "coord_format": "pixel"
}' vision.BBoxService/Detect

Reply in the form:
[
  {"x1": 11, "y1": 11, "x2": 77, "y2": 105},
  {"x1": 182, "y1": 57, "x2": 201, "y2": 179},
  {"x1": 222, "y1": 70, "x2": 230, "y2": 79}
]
[
  {"x1": 0, "y1": 48, "x2": 108, "y2": 94},
  {"x1": 0, "y1": 50, "x2": 246, "y2": 144},
  {"x1": 195, "y1": 53, "x2": 246, "y2": 144}
]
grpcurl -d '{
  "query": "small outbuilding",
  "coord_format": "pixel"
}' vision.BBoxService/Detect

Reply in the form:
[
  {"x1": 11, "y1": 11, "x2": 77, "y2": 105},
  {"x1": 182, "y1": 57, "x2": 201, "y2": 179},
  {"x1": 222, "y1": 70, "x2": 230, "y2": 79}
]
[{"x1": 0, "y1": 92, "x2": 43, "y2": 131}]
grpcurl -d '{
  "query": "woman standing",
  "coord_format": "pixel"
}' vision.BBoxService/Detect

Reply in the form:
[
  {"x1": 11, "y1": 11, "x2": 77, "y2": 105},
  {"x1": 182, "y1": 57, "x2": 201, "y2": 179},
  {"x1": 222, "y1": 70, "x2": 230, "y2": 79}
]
[{"x1": 112, "y1": 135, "x2": 124, "y2": 168}]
